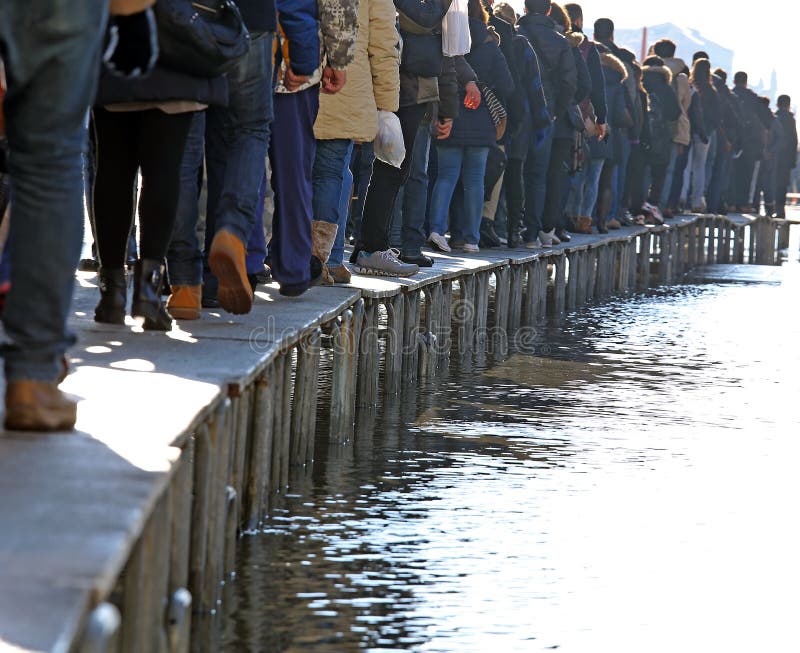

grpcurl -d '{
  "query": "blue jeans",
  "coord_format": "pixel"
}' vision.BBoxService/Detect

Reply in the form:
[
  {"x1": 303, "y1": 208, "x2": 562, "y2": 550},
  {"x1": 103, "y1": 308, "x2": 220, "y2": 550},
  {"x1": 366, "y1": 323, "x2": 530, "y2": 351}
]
[
  {"x1": 429, "y1": 145, "x2": 489, "y2": 245},
  {"x1": 565, "y1": 165, "x2": 585, "y2": 219},
  {"x1": 522, "y1": 123, "x2": 554, "y2": 237},
  {"x1": 246, "y1": 175, "x2": 269, "y2": 275},
  {"x1": 660, "y1": 143, "x2": 681, "y2": 207},
  {"x1": 611, "y1": 138, "x2": 631, "y2": 219},
  {"x1": 0, "y1": 0, "x2": 107, "y2": 381},
  {"x1": 204, "y1": 31, "x2": 274, "y2": 276},
  {"x1": 312, "y1": 138, "x2": 354, "y2": 268},
  {"x1": 580, "y1": 158, "x2": 605, "y2": 217},
  {"x1": 707, "y1": 142, "x2": 732, "y2": 214},
  {"x1": 401, "y1": 117, "x2": 434, "y2": 257},
  {"x1": 689, "y1": 133, "x2": 712, "y2": 208},
  {"x1": 168, "y1": 111, "x2": 206, "y2": 286}
]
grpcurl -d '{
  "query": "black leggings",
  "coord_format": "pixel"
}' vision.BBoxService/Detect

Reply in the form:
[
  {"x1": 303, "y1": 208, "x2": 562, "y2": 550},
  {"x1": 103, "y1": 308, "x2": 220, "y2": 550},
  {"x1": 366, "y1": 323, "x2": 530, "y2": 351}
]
[{"x1": 92, "y1": 108, "x2": 194, "y2": 268}]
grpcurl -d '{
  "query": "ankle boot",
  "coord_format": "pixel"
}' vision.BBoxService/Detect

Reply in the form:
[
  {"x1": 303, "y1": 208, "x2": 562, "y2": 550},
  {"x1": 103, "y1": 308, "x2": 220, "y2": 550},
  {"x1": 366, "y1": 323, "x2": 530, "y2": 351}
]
[
  {"x1": 132, "y1": 259, "x2": 173, "y2": 331},
  {"x1": 311, "y1": 220, "x2": 339, "y2": 286},
  {"x1": 94, "y1": 267, "x2": 127, "y2": 324},
  {"x1": 4, "y1": 380, "x2": 78, "y2": 431}
]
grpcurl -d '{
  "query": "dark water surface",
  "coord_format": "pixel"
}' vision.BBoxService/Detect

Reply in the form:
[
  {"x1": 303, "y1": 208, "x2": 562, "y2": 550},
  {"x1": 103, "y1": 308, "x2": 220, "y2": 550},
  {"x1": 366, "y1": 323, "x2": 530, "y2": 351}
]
[{"x1": 220, "y1": 251, "x2": 800, "y2": 652}]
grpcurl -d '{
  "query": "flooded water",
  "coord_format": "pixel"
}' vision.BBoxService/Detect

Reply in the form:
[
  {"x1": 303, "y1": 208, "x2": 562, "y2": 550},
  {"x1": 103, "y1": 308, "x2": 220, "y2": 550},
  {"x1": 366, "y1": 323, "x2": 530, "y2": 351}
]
[{"x1": 220, "y1": 238, "x2": 800, "y2": 652}]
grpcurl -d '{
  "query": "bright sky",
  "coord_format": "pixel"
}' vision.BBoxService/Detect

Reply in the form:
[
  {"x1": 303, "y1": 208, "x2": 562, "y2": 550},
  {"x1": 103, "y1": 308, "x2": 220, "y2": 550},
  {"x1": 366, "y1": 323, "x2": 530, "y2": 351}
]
[{"x1": 508, "y1": 0, "x2": 798, "y2": 103}]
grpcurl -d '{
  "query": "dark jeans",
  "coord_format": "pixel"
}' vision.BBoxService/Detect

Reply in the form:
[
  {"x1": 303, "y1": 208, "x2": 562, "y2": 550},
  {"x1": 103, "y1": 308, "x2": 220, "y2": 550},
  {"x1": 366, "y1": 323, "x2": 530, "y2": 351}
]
[
  {"x1": 204, "y1": 31, "x2": 274, "y2": 269},
  {"x1": 505, "y1": 157, "x2": 525, "y2": 239},
  {"x1": 268, "y1": 87, "x2": 320, "y2": 292},
  {"x1": 542, "y1": 137, "x2": 573, "y2": 232},
  {"x1": 357, "y1": 102, "x2": 432, "y2": 254},
  {"x1": 347, "y1": 141, "x2": 375, "y2": 241},
  {"x1": 401, "y1": 108, "x2": 435, "y2": 257},
  {"x1": 0, "y1": 0, "x2": 108, "y2": 382},
  {"x1": 168, "y1": 110, "x2": 206, "y2": 286},
  {"x1": 752, "y1": 157, "x2": 775, "y2": 211},
  {"x1": 707, "y1": 144, "x2": 733, "y2": 214},
  {"x1": 611, "y1": 137, "x2": 632, "y2": 218},
  {"x1": 93, "y1": 108, "x2": 194, "y2": 269},
  {"x1": 775, "y1": 163, "x2": 793, "y2": 216},
  {"x1": 733, "y1": 152, "x2": 757, "y2": 207},
  {"x1": 522, "y1": 123, "x2": 553, "y2": 238},
  {"x1": 668, "y1": 144, "x2": 691, "y2": 209}
]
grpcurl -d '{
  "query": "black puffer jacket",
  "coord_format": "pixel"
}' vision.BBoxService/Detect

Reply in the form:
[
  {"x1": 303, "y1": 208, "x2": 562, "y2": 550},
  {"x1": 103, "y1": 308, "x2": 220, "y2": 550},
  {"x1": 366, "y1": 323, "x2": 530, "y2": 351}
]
[
  {"x1": 516, "y1": 12, "x2": 576, "y2": 124},
  {"x1": 96, "y1": 65, "x2": 229, "y2": 107}
]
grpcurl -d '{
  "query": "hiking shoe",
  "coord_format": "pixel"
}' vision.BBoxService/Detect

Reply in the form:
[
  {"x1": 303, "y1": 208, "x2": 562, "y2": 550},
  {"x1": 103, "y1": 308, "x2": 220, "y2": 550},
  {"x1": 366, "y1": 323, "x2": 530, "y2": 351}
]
[
  {"x1": 329, "y1": 264, "x2": 352, "y2": 284},
  {"x1": 354, "y1": 249, "x2": 419, "y2": 277},
  {"x1": 166, "y1": 285, "x2": 201, "y2": 320},
  {"x1": 208, "y1": 230, "x2": 253, "y2": 314},
  {"x1": 463, "y1": 243, "x2": 480, "y2": 253},
  {"x1": 428, "y1": 232, "x2": 451, "y2": 253}
]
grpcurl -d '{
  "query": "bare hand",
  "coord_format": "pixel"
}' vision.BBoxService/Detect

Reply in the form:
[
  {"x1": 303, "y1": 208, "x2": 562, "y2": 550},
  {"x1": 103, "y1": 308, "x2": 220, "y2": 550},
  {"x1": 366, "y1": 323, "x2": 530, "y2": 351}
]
[
  {"x1": 595, "y1": 123, "x2": 608, "y2": 140},
  {"x1": 436, "y1": 118, "x2": 453, "y2": 140},
  {"x1": 464, "y1": 82, "x2": 481, "y2": 110},
  {"x1": 322, "y1": 66, "x2": 347, "y2": 94},
  {"x1": 284, "y1": 67, "x2": 309, "y2": 92}
]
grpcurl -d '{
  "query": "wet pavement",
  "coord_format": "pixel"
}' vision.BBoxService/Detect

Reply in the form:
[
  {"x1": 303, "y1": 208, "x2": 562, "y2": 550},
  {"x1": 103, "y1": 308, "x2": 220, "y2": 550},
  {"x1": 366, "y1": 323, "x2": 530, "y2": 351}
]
[{"x1": 218, "y1": 232, "x2": 800, "y2": 653}]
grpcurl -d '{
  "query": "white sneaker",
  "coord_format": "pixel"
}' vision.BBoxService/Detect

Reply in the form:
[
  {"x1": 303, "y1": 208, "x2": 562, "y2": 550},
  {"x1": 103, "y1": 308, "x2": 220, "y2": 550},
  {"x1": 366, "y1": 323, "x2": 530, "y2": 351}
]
[
  {"x1": 642, "y1": 201, "x2": 664, "y2": 223},
  {"x1": 463, "y1": 243, "x2": 480, "y2": 253},
  {"x1": 354, "y1": 249, "x2": 419, "y2": 277},
  {"x1": 428, "y1": 232, "x2": 451, "y2": 253},
  {"x1": 539, "y1": 229, "x2": 560, "y2": 246},
  {"x1": 525, "y1": 238, "x2": 543, "y2": 249}
]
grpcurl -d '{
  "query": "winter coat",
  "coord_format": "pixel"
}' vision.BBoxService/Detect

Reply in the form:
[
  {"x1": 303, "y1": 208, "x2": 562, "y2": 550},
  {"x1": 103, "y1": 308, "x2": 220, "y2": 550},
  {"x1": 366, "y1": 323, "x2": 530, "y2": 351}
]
[
  {"x1": 590, "y1": 52, "x2": 627, "y2": 163},
  {"x1": 237, "y1": 0, "x2": 278, "y2": 32},
  {"x1": 733, "y1": 85, "x2": 765, "y2": 156},
  {"x1": 110, "y1": 0, "x2": 153, "y2": 14},
  {"x1": 712, "y1": 74, "x2": 743, "y2": 152},
  {"x1": 662, "y1": 56, "x2": 691, "y2": 146},
  {"x1": 516, "y1": 13, "x2": 576, "y2": 124},
  {"x1": 506, "y1": 32, "x2": 550, "y2": 160},
  {"x1": 694, "y1": 82, "x2": 721, "y2": 136},
  {"x1": 553, "y1": 31, "x2": 591, "y2": 140},
  {"x1": 441, "y1": 18, "x2": 513, "y2": 148},
  {"x1": 314, "y1": 0, "x2": 399, "y2": 141},
  {"x1": 576, "y1": 33, "x2": 607, "y2": 126},
  {"x1": 642, "y1": 61, "x2": 681, "y2": 165},
  {"x1": 395, "y1": 0, "x2": 459, "y2": 117},
  {"x1": 597, "y1": 40, "x2": 642, "y2": 142},
  {"x1": 776, "y1": 108, "x2": 798, "y2": 169},
  {"x1": 688, "y1": 90, "x2": 708, "y2": 143}
]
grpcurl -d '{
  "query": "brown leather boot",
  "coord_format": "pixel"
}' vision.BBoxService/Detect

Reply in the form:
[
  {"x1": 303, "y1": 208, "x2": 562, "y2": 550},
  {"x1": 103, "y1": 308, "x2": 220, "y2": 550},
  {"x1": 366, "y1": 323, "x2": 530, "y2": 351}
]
[
  {"x1": 208, "y1": 230, "x2": 253, "y2": 315},
  {"x1": 311, "y1": 220, "x2": 338, "y2": 287},
  {"x1": 4, "y1": 381, "x2": 77, "y2": 432},
  {"x1": 329, "y1": 264, "x2": 351, "y2": 284},
  {"x1": 166, "y1": 285, "x2": 202, "y2": 320}
]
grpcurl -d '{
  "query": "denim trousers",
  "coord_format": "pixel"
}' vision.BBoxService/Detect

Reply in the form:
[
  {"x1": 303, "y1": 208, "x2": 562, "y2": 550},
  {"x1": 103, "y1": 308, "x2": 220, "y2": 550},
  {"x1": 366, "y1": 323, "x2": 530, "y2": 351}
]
[
  {"x1": 312, "y1": 138, "x2": 354, "y2": 267},
  {"x1": 579, "y1": 158, "x2": 605, "y2": 218},
  {"x1": 522, "y1": 123, "x2": 553, "y2": 238},
  {"x1": 611, "y1": 138, "x2": 631, "y2": 219},
  {"x1": 268, "y1": 87, "x2": 320, "y2": 292},
  {"x1": 565, "y1": 164, "x2": 585, "y2": 219},
  {"x1": 401, "y1": 115, "x2": 434, "y2": 257},
  {"x1": 707, "y1": 144, "x2": 732, "y2": 214},
  {"x1": 689, "y1": 133, "x2": 712, "y2": 208},
  {"x1": 347, "y1": 141, "x2": 375, "y2": 241},
  {"x1": 660, "y1": 143, "x2": 680, "y2": 207},
  {"x1": 204, "y1": 31, "x2": 274, "y2": 274},
  {"x1": 168, "y1": 111, "x2": 206, "y2": 286},
  {"x1": 0, "y1": 0, "x2": 107, "y2": 381},
  {"x1": 429, "y1": 145, "x2": 489, "y2": 245}
]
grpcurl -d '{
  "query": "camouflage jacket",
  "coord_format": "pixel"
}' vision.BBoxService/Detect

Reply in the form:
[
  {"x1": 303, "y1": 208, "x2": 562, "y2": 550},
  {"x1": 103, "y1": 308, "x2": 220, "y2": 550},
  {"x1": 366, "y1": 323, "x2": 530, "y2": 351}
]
[{"x1": 320, "y1": 0, "x2": 360, "y2": 69}]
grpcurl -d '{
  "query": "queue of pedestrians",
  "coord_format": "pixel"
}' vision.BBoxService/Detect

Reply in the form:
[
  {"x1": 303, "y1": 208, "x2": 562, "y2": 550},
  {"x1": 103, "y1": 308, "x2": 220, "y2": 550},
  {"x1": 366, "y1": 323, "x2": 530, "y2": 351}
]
[{"x1": 0, "y1": 0, "x2": 797, "y2": 431}]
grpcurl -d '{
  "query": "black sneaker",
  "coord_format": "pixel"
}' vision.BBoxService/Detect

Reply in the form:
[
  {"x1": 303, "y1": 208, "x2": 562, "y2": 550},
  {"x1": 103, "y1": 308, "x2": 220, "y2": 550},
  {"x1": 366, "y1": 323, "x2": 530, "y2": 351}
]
[
  {"x1": 556, "y1": 229, "x2": 572, "y2": 243},
  {"x1": 479, "y1": 218, "x2": 502, "y2": 248},
  {"x1": 400, "y1": 253, "x2": 434, "y2": 267}
]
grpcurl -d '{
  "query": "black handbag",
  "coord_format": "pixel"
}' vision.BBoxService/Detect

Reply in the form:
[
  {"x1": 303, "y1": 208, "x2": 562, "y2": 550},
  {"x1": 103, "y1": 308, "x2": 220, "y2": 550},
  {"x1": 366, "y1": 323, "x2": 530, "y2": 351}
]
[{"x1": 155, "y1": 0, "x2": 250, "y2": 78}]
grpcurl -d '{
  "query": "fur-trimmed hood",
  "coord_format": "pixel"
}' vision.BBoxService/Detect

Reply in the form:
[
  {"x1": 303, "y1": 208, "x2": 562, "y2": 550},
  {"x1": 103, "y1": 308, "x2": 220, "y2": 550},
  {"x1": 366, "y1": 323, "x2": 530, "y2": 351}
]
[
  {"x1": 600, "y1": 52, "x2": 627, "y2": 82},
  {"x1": 565, "y1": 32, "x2": 585, "y2": 48},
  {"x1": 642, "y1": 63, "x2": 672, "y2": 85}
]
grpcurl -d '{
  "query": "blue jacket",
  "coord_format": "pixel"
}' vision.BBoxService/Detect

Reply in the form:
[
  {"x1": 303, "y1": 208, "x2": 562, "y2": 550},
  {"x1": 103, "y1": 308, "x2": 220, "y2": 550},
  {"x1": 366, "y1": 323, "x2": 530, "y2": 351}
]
[
  {"x1": 276, "y1": 0, "x2": 319, "y2": 76},
  {"x1": 441, "y1": 18, "x2": 514, "y2": 149}
]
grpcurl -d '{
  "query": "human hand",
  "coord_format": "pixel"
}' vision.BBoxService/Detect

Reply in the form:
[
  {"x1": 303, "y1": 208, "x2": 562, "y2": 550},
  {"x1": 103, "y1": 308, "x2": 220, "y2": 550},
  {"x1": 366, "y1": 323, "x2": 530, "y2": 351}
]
[
  {"x1": 464, "y1": 82, "x2": 481, "y2": 110},
  {"x1": 284, "y1": 67, "x2": 310, "y2": 92},
  {"x1": 322, "y1": 66, "x2": 347, "y2": 94},
  {"x1": 436, "y1": 118, "x2": 453, "y2": 139},
  {"x1": 103, "y1": 8, "x2": 158, "y2": 78},
  {"x1": 595, "y1": 123, "x2": 608, "y2": 140}
]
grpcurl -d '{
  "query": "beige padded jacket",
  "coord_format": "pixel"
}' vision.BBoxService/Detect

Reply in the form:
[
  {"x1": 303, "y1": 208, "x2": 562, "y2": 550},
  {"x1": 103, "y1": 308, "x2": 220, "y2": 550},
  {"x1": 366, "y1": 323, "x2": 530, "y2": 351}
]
[
  {"x1": 110, "y1": 0, "x2": 154, "y2": 15},
  {"x1": 314, "y1": 0, "x2": 400, "y2": 142}
]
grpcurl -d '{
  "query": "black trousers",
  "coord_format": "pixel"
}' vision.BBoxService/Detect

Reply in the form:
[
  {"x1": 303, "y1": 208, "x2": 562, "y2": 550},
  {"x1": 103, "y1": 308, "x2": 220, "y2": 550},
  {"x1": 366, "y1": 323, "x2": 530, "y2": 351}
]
[
  {"x1": 542, "y1": 137, "x2": 573, "y2": 232},
  {"x1": 92, "y1": 108, "x2": 194, "y2": 268},
  {"x1": 356, "y1": 102, "x2": 430, "y2": 254},
  {"x1": 774, "y1": 163, "x2": 793, "y2": 216},
  {"x1": 733, "y1": 152, "x2": 757, "y2": 208},
  {"x1": 504, "y1": 157, "x2": 525, "y2": 238}
]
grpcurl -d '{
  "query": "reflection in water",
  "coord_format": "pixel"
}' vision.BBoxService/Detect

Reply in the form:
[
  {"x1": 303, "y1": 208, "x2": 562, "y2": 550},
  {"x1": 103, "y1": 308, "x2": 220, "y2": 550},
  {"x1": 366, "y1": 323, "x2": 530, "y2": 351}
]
[{"x1": 221, "y1": 260, "x2": 800, "y2": 653}]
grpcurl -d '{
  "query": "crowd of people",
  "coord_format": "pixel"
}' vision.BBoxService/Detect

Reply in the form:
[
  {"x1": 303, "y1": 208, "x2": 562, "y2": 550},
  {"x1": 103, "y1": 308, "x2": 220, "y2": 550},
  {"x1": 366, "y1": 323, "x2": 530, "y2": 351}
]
[{"x1": 0, "y1": 0, "x2": 797, "y2": 431}]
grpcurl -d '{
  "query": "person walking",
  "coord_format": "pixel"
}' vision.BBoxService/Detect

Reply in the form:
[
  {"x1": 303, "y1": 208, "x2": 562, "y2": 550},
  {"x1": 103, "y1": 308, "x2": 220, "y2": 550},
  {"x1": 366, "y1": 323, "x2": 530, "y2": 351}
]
[
  {"x1": 428, "y1": 0, "x2": 514, "y2": 253},
  {"x1": 1, "y1": 0, "x2": 156, "y2": 431},
  {"x1": 774, "y1": 95, "x2": 798, "y2": 218},
  {"x1": 312, "y1": 0, "x2": 400, "y2": 284}
]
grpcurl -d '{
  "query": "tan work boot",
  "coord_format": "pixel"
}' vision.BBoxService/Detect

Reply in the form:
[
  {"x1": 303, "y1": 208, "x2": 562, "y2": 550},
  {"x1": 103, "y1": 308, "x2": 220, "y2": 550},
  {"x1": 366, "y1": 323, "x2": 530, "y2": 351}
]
[
  {"x1": 311, "y1": 220, "x2": 338, "y2": 286},
  {"x1": 208, "y1": 230, "x2": 253, "y2": 315},
  {"x1": 4, "y1": 381, "x2": 77, "y2": 432},
  {"x1": 167, "y1": 285, "x2": 202, "y2": 320}
]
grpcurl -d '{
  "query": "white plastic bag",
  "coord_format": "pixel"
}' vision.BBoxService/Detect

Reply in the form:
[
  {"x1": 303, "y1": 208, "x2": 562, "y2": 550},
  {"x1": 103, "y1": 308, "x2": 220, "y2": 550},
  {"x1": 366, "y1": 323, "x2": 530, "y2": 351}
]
[
  {"x1": 374, "y1": 110, "x2": 406, "y2": 168},
  {"x1": 441, "y1": 0, "x2": 471, "y2": 56}
]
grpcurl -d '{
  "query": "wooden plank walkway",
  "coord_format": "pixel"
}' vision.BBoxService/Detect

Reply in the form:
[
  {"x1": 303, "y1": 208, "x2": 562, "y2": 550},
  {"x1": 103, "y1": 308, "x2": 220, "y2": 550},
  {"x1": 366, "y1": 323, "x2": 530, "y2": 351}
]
[{"x1": 0, "y1": 212, "x2": 772, "y2": 652}]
